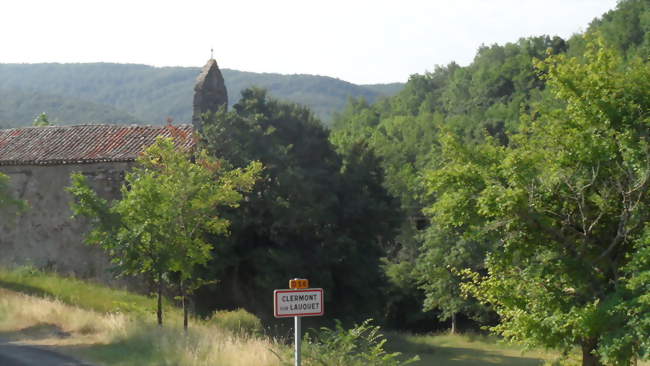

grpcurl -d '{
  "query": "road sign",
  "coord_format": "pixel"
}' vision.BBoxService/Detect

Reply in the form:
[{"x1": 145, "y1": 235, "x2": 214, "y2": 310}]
[
  {"x1": 289, "y1": 278, "x2": 309, "y2": 289},
  {"x1": 274, "y1": 288, "x2": 324, "y2": 318},
  {"x1": 274, "y1": 284, "x2": 324, "y2": 366}
]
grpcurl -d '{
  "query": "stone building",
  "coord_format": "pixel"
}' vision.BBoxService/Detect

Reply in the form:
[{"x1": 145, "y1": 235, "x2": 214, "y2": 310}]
[
  {"x1": 0, "y1": 124, "x2": 194, "y2": 281},
  {"x1": 0, "y1": 57, "x2": 229, "y2": 280}
]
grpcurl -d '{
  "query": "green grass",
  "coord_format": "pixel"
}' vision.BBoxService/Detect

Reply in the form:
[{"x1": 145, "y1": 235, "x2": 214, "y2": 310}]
[
  {"x1": 386, "y1": 332, "x2": 572, "y2": 366},
  {"x1": 386, "y1": 332, "x2": 650, "y2": 366},
  {"x1": 0, "y1": 266, "x2": 178, "y2": 320}
]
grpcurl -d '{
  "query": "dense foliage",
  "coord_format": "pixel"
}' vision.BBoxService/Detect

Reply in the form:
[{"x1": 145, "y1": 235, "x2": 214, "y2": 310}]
[
  {"x1": 430, "y1": 39, "x2": 649, "y2": 365},
  {"x1": 0, "y1": 64, "x2": 402, "y2": 127},
  {"x1": 197, "y1": 88, "x2": 400, "y2": 322},
  {"x1": 329, "y1": 0, "x2": 650, "y2": 364},
  {"x1": 584, "y1": 0, "x2": 650, "y2": 59},
  {"x1": 331, "y1": 34, "x2": 569, "y2": 331}
]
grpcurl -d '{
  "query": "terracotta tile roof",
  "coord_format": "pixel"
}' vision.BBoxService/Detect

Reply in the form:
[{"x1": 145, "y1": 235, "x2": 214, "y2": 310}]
[{"x1": 0, "y1": 124, "x2": 196, "y2": 166}]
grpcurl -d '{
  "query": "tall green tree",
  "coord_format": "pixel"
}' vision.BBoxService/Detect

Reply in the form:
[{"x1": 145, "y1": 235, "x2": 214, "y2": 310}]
[
  {"x1": 199, "y1": 88, "x2": 400, "y2": 321},
  {"x1": 422, "y1": 38, "x2": 650, "y2": 365},
  {"x1": 32, "y1": 112, "x2": 52, "y2": 126},
  {"x1": 415, "y1": 227, "x2": 492, "y2": 333},
  {"x1": 69, "y1": 137, "x2": 260, "y2": 328},
  {"x1": 414, "y1": 130, "x2": 502, "y2": 333}
]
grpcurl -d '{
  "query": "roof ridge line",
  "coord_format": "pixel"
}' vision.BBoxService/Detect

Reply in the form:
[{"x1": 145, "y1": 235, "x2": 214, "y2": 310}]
[{"x1": 0, "y1": 124, "x2": 196, "y2": 166}]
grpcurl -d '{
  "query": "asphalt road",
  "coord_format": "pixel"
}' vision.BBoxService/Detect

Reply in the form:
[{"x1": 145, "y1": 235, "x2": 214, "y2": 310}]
[{"x1": 0, "y1": 342, "x2": 91, "y2": 366}]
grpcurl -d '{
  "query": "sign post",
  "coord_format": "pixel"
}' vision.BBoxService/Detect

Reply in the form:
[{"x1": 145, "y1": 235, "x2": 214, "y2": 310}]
[
  {"x1": 295, "y1": 315, "x2": 301, "y2": 366},
  {"x1": 274, "y1": 279, "x2": 324, "y2": 366}
]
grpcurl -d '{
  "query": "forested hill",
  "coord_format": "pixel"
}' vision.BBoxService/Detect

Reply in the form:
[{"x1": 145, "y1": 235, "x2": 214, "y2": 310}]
[{"x1": 0, "y1": 63, "x2": 403, "y2": 128}]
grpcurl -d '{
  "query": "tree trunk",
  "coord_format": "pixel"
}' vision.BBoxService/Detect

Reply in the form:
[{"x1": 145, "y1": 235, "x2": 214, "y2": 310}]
[
  {"x1": 181, "y1": 279, "x2": 188, "y2": 332},
  {"x1": 157, "y1": 275, "x2": 163, "y2": 327},
  {"x1": 582, "y1": 338, "x2": 603, "y2": 366},
  {"x1": 450, "y1": 313, "x2": 457, "y2": 334}
]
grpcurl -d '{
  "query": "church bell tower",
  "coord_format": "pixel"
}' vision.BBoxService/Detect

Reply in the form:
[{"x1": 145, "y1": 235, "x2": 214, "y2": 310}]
[{"x1": 192, "y1": 57, "x2": 228, "y2": 131}]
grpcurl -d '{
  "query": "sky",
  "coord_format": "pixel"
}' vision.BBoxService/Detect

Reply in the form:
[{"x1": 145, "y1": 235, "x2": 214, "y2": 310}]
[{"x1": 2, "y1": 0, "x2": 619, "y2": 84}]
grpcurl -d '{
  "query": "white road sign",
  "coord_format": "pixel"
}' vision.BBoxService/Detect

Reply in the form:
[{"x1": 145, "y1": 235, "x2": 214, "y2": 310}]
[{"x1": 274, "y1": 288, "x2": 324, "y2": 318}]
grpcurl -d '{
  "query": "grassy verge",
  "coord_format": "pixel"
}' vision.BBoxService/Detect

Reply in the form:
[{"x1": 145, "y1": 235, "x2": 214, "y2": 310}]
[
  {"x1": 0, "y1": 288, "x2": 285, "y2": 365},
  {"x1": 1, "y1": 267, "x2": 645, "y2": 366},
  {"x1": 386, "y1": 331, "x2": 565, "y2": 365},
  {"x1": 0, "y1": 267, "x2": 285, "y2": 365},
  {"x1": 0, "y1": 266, "x2": 168, "y2": 318},
  {"x1": 386, "y1": 332, "x2": 650, "y2": 366}
]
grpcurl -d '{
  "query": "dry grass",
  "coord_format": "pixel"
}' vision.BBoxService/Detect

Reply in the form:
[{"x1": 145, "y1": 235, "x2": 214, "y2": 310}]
[
  {"x1": 0, "y1": 288, "x2": 127, "y2": 345},
  {"x1": 145, "y1": 325, "x2": 283, "y2": 366},
  {"x1": 0, "y1": 288, "x2": 285, "y2": 365}
]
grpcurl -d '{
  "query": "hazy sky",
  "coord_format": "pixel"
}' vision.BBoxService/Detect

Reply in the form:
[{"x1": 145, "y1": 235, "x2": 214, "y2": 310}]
[{"x1": 3, "y1": 0, "x2": 619, "y2": 84}]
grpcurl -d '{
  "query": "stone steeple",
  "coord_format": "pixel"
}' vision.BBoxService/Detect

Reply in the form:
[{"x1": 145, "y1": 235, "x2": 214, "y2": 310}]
[{"x1": 192, "y1": 58, "x2": 228, "y2": 131}]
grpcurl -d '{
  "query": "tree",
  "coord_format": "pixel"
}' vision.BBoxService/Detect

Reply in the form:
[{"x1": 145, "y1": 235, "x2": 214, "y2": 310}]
[
  {"x1": 32, "y1": 112, "x2": 52, "y2": 126},
  {"x1": 423, "y1": 37, "x2": 650, "y2": 365},
  {"x1": 414, "y1": 129, "x2": 503, "y2": 333},
  {"x1": 69, "y1": 137, "x2": 260, "y2": 328},
  {"x1": 415, "y1": 226, "x2": 492, "y2": 333}
]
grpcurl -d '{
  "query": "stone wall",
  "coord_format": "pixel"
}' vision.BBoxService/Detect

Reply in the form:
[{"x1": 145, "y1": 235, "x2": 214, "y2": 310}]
[{"x1": 0, "y1": 162, "x2": 131, "y2": 282}]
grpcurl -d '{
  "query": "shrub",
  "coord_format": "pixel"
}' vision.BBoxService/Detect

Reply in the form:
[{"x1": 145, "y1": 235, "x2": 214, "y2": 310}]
[
  {"x1": 301, "y1": 319, "x2": 419, "y2": 366},
  {"x1": 207, "y1": 308, "x2": 263, "y2": 336}
]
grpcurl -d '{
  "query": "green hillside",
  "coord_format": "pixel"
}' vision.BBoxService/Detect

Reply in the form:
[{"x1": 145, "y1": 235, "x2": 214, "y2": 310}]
[
  {"x1": 360, "y1": 82, "x2": 405, "y2": 96},
  {"x1": 0, "y1": 88, "x2": 142, "y2": 129},
  {"x1": 0, "y1": 63, "x2": 402, "y2": 127}
]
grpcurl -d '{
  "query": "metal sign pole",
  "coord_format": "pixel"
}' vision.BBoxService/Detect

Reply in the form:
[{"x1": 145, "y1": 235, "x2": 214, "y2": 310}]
[{"x1": 295, "y1": 315, "x2": 301, "y2": 366}]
